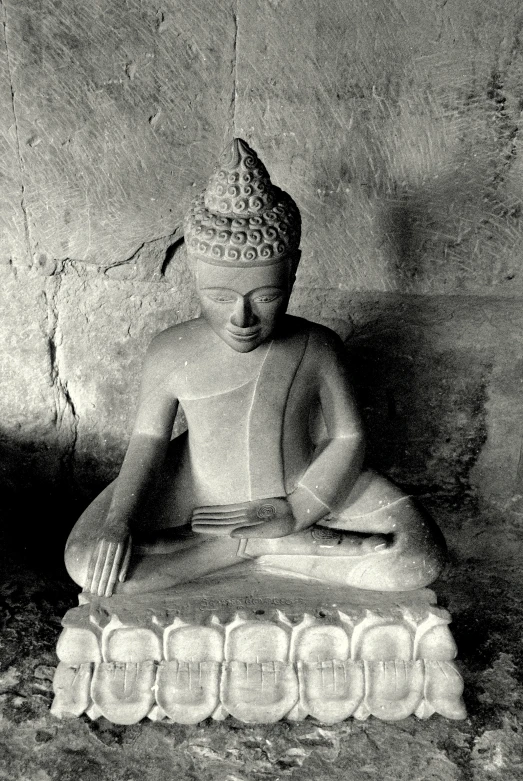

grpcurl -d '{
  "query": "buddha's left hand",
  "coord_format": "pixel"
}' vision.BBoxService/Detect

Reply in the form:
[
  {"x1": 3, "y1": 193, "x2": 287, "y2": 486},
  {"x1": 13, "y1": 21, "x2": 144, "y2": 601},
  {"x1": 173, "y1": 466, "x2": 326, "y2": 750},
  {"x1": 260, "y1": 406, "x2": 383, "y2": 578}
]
[{"x1": 191, "y1": 497, "x2": 296, "y2": 538}]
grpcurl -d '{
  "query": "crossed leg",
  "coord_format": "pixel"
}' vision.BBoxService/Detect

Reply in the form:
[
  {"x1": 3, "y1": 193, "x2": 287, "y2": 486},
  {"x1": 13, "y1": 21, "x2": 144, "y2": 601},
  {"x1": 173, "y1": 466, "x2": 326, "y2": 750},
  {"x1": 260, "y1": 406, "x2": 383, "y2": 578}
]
[
  {"x1": 243, "y1": 471, "x2": 447, "y2": 590},
  {"x1": 66, "y1": 468, "x2": 445, "y2": 596},
  {"x1": 65, "y1": 480, "x2": 247, "y2": 596}
]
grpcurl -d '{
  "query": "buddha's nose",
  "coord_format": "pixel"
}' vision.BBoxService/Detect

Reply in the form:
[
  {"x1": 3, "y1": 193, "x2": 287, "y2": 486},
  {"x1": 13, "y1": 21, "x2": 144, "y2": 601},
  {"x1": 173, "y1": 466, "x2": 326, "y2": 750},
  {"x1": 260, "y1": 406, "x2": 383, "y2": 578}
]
[{"x1": 230, "y1": 296, "x2": 256, "y2": 328}]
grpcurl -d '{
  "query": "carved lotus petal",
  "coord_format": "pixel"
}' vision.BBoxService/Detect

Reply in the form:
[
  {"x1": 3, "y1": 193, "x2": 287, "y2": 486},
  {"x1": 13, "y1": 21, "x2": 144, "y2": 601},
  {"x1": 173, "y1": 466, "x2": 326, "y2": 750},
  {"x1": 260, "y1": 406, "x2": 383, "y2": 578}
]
[
  {"x1": 225, "y1": 620, "x2": 290, "y2": 663},
  {"x1": 415, "y1": 623, "x2": 458, "y2": 661},
  {"x1": 156, "y1": 660, "x2": 221, "y2": 724},
  {"x1": 91, "y1": 661, "x2": 157, "y2": 725},
  {"x1": 164, "y1": 624, "x2": 224, "y2": 663},
  {"x1": 364, "y1": 660, "x2": 424, "y2": 720},
  {"x1": 221, "y1": 661, "x2": 298, "y2": 723},
  {"x1": 56, "y1": 628, "x2": 101, "y2": 664},
  {"x1": 297, "y1": 660, "x2": 364, "y2": 723},
  {"x1": 421, "y1": 661, "x2": 466, "y2": 720},
  {"x1": 51, "y1": 662, "x2": 92, "y2": 718},
  {"x1": 292, "y1": 622, "x2": 350, "y2": 662},
  {"x1": 102, "y1": 625, "x2": 162, "y2": 664},
  {"x1": 353, "y1": 619, "x2": 414, "y2": 661},
  {"x1": 220, "y1": 619, "x2": 298, "y2": 722}
]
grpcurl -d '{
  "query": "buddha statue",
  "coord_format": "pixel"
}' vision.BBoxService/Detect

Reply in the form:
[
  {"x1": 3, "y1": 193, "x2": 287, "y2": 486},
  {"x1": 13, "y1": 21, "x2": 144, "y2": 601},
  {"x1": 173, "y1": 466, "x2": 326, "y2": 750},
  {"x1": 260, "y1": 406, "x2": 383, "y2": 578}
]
[{"x1": 64, "y1": 139, "x2": 446, "y2": 599}]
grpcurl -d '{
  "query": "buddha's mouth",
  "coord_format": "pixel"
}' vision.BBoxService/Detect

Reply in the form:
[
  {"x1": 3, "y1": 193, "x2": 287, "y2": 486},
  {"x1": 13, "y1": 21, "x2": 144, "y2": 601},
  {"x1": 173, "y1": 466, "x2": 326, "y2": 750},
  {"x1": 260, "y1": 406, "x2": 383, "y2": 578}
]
[{"x1": 226, "y1": 327, "x2": 261, "y2": 341}]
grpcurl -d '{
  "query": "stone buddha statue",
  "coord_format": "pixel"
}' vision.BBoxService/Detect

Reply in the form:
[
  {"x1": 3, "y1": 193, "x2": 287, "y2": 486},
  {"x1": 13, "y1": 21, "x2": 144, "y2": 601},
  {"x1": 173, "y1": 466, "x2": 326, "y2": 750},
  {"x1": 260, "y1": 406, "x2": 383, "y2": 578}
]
[
  {"x1": 54, "y1": 140, "x2": 464, "y2": 727},
  {"x1": 65, "y1": 139, "x2": 446, "y2": 599}
]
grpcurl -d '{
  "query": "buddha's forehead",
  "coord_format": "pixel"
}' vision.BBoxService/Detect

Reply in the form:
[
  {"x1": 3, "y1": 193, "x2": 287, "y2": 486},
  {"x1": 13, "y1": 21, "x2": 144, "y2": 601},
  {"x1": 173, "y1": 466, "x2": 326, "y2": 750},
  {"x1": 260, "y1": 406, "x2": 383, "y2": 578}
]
[{"x1": 195, "y1": 259, "x2": 290, "y2": 294}]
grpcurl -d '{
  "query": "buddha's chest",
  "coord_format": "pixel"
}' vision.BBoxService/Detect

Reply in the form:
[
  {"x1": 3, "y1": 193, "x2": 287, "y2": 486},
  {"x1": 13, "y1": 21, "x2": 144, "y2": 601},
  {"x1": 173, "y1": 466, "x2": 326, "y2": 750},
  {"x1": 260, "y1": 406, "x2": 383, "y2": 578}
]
[{"x1": 173, "y1": 342, "x2": 269, "y2": 401}]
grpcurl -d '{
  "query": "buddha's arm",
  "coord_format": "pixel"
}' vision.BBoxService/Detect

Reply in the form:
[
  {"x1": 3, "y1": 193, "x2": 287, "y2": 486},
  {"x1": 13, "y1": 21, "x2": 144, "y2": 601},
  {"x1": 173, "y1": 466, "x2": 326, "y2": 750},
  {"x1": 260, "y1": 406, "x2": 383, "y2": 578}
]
[
  {"x1": 105, "y1": 413, "x2": 178, "y2": 527},
  {"x1": 288, "y1": 331, "x2": 365, "y2": 530},
  {"x1": 84, "y1": 337, "x2": 178, "y2": 596}
]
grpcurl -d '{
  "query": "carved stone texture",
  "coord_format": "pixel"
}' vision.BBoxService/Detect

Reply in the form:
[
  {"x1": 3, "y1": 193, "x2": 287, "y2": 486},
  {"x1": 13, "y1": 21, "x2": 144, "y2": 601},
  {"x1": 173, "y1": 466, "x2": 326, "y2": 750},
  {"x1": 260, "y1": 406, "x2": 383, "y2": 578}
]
[
  {"x1": 2, "y1": 0, "x2": 236, "y2": 266},
  {"x1": 64, "y1": 139, "x2": 447, "y2": 602},
  {"x1": 51, "y1": 572, "x2": 465, "y2": 725},
  {"x1": 56, "y1": 139, "x2": 461, "y2": 725}
]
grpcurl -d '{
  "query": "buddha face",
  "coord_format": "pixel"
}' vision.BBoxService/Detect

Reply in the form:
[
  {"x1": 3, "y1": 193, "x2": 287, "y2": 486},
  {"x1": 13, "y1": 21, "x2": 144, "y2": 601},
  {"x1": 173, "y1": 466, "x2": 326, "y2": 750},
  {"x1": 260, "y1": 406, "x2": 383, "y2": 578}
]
[{"x1": 196, "y1": 257, "x2": 294, "y2": 352}]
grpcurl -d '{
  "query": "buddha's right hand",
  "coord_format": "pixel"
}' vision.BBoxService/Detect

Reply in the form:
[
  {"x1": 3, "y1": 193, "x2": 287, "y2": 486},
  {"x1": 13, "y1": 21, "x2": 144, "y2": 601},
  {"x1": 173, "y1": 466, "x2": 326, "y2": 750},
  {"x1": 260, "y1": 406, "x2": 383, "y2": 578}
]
[{"x1": 84, "y1": 524, "x2": 132, "y2": 597}]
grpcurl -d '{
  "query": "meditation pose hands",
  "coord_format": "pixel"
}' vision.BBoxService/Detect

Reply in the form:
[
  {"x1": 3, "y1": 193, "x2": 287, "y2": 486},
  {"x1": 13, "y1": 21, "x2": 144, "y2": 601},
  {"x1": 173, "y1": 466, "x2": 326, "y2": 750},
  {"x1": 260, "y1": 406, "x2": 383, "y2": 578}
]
[{"x1": 191, "y1": 498, "x2": 297, "y2": 538}]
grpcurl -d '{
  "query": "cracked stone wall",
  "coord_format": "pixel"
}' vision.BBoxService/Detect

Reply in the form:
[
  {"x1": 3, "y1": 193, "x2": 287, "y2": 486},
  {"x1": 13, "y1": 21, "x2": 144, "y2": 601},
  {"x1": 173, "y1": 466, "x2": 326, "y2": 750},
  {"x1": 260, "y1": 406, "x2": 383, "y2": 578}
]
[{"x1": 1, "y1": 0, "x2": 523, "y2": 562}]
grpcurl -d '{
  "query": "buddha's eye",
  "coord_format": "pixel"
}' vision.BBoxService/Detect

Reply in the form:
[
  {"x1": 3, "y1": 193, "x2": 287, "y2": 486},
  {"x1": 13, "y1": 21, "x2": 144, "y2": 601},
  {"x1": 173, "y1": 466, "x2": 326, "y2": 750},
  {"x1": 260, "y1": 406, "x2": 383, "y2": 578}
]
[
  {"x1": 207, "y1": 294, "x2": 235, "y2": 303},
  {"x1": 253, "y1": 293, "x2": 281, "y2": 303}
]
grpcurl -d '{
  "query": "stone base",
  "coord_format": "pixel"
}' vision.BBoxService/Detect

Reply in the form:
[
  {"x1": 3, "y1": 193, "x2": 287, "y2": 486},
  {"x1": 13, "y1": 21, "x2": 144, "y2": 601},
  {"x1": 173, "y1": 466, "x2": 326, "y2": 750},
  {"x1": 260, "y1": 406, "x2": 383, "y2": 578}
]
[{"x1": 51, "y1": 567, "x2": 466, "y2": 725}]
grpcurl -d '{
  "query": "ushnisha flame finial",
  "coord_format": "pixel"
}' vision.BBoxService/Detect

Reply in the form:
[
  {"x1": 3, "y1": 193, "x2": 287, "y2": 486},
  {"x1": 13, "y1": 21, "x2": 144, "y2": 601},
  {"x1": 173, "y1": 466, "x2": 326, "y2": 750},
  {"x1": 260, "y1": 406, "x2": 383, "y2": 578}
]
[
  {"x1": 184, "y1": 138, "x2": 301, "y2": 266},
  {"x1": 203, "y1": 138, "x2": 276, "y2": 216}
]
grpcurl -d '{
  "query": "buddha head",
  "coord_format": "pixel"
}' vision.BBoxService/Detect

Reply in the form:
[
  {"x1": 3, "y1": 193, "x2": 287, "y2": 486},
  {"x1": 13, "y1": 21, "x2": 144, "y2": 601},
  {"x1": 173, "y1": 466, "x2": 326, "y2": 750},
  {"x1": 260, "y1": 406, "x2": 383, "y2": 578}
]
[{"x1": 184, "y1": 139, "x2": 301, "y2": 352}]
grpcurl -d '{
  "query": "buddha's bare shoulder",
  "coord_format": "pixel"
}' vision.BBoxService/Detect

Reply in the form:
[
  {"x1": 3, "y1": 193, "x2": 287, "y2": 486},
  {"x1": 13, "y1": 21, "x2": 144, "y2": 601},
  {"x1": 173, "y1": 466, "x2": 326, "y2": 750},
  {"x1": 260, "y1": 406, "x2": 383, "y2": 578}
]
[
  {"x1": 143, "y1": 318, "x2": 213, "y2": 373},
  {"x1": 151, "y1": 317, "x2": 210, "y2": 346},
  {"x1": 281, "y1": 316, "x2": 348, "y2": 387},
  {"x1": 284, "y1": 315, "x2": 345, "y2": 356}
]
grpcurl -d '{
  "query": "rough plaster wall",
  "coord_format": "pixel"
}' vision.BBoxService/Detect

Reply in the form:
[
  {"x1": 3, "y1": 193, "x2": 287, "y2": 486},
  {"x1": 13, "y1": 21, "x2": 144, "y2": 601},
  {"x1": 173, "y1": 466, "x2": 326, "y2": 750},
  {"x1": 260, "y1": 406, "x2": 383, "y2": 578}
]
[
  {"x1": 237, "y1": 0, "x2": 523, "y2": 294},
  {"x1": 3, "y1": 0, "x2": 236, "y2": 265},
  {"x1": 0, "y1": 0, "x2": 522, "y2": 561}
]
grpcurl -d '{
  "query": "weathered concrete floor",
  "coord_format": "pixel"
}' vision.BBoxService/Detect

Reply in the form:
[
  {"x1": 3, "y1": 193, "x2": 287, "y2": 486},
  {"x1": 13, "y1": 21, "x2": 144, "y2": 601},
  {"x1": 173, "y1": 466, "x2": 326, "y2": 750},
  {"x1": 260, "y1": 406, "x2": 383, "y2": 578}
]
[{"x1": 0, "y1": 524, "x2": 522, "y2": 780}]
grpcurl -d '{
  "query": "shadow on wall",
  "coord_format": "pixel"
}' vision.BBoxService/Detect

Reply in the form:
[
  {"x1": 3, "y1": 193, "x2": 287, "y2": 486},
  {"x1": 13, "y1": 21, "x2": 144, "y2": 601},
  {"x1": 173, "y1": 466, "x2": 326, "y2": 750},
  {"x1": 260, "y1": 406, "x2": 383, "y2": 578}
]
[
  {"x1": 381, "y1": 189, "x2": 429, "y2": 285},
  {"x1": 378, "y1": 159, "x2": 519, "y2": 292},
  {"x1": 345, "y1": 326, "x2": 490, "y2": 499},
  {"x1": 0, "y1": 434, "x2": 125, "y2": 576}
]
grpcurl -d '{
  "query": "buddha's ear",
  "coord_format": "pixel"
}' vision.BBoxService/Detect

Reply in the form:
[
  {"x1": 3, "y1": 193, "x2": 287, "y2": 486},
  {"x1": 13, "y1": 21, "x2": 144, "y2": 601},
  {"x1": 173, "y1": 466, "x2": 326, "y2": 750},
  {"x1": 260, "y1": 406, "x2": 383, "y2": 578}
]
[{"x1": 288, "y1": 250, "x2": 301, "y2": 285}]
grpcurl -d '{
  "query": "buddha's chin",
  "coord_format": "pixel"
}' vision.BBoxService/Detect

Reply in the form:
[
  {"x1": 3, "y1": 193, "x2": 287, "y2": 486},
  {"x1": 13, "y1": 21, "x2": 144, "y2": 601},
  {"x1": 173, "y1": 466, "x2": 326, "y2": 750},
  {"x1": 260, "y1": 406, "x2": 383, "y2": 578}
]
[
  {"x1": 220, "y1": 329, "x2": 268, "y2": 353},
  {"x1": 224, "y1": 335, "x2": 264, "y2": 353}
]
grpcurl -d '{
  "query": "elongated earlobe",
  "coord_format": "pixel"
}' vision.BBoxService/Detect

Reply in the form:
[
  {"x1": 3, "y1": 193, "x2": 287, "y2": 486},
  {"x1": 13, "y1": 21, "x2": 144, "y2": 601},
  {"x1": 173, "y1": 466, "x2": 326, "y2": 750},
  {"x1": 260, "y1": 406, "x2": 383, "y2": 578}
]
[{"x1": 288, "y1": 250, "x2": 301, "y2": 289}]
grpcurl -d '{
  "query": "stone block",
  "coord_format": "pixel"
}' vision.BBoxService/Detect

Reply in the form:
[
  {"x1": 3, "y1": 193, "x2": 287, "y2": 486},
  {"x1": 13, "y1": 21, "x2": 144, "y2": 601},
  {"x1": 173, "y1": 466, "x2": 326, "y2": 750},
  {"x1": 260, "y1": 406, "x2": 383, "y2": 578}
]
[{"x1": 52, "y1": 571, "x2": 465, "y2": 725}]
